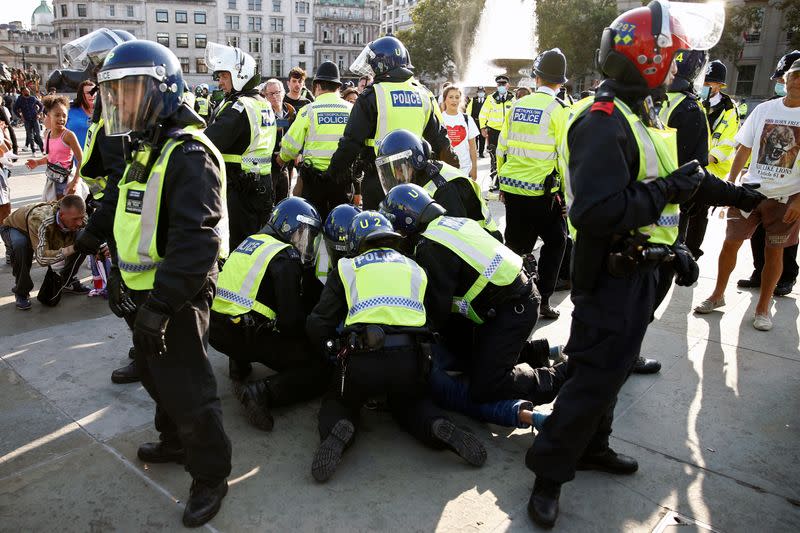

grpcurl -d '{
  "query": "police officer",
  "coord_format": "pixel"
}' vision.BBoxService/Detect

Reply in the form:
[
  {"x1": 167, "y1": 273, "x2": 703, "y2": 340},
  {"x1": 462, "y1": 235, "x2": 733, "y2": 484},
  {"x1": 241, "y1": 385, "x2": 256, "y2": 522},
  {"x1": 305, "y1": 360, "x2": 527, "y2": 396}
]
[
  {"x1": 209, "y1": 197, "x2": 331, "y2": 431},
  {"x1": 524, "y1": 3, "x2": 763, "y2": 527},
  {"x1": 306, "y1": 210, "x2": 487, "y2": 482},
  {"x1": 466, "y1": 86, "x2": 487, "y2": 157},
  {"x1": 497, "y1": 49, "x2": 570, "y2": 320},
  {"x1": 737, "y1": 50, "x2": 800, "y2": 296},
  {"x1": 374, "y1": 129, "x2": 500, "y2": 240},
  {"x1": 327, "y1": 35, "x2": 456, "y2": 210},
  {"x1": 479, "y1": 74, "x2": 515, "y2": 190},
  {"x1": 278, "y1": 61, "x2": 352, "y2": 219},
  {"x1": 95, "y1": 40, "x2": 231, "y2": 527},
  {"x1": 195, "y1": 85, "x2": 211, "y2": 122},
  {"x1": 65, "y1": 28, "x2": 142, "y2": 384},
  {"x1": 204, "y1": 41, "x2": 276, "y2": 249},
  {"x1": 380, "y1": 185, "x2": 567, "y2": 406}
]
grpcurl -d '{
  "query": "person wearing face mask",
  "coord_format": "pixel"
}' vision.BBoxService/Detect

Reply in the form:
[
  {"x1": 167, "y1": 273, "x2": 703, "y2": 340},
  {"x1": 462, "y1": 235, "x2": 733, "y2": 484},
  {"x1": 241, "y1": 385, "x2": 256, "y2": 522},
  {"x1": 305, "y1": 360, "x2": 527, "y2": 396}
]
[
  {"x1": 737, "y1": 50, "x2": 800, "y2": 297},
  {"x1": 479, "y1": 75, "x2": 515, "y2": 190},
  {"x1": 466, "y1": 86, "x2": 487, "y2": 157}
]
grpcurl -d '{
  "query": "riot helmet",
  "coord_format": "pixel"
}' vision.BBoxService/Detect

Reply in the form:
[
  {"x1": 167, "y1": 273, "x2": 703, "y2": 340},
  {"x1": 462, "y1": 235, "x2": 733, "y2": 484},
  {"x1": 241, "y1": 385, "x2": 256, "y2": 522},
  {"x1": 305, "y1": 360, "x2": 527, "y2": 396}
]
[
  {"x1": 375, "y1": 129, "x2": 431, "y2": 193},
  {"x1": 378, "y1": 183, "x2": 446, "y2": 236},
  {"x1": 267, "y1": 197, "x2": 322, "y2": 265}
]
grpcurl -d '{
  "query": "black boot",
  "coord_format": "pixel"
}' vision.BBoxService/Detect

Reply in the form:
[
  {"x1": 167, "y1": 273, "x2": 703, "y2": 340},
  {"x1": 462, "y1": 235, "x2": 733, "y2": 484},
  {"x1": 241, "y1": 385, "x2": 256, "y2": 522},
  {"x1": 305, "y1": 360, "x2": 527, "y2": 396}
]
[
  {"x1": 312, "y1": 419, "x2": 355, "y2": 482},
  {"x1": 631, "y1": 356, "x2": 661, "y2": 374},
  {"x1": 577, "y1": 448, "x2": 638, "y2": 475},
  {"x1": 137, "y1": 441, "x2": 185, "y2": 464},
  {"x1": 431, "y1": 418, "x2": 487, "y2": 466},
  {"x1": 182, "y1": 478, "x2": 228, "y2": 528},
  {"x1": 128, "y1": 346, "x2": 135, "y2": 359},
  {"x1": 519, "y1": 339, "x2": 551, "y2": 368},
  {"x1": 228, "y1": 358, "x2": 252, "y2": 381},
  {"x1": 111, "y1": 360, "x2": 140, "y2": 384},
  {"x1": 539, "y1": 303, "x2": 560, "y2": 319},
  {"x1": 234, "y1": 379, "x2": 274, "y2": 431},
  {"x1": 528, "y1": 477, "x2": 561, "y2": 529}
]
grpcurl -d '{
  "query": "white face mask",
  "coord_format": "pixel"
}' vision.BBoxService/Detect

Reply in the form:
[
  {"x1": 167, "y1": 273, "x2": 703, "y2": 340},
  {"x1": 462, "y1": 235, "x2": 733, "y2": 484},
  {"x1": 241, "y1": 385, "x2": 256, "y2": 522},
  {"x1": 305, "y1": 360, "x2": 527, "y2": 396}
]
[
  {"x1": 477, "y1": 91, "x2": 485, "y2": 97},
  {"x1": 497, "y1": 85, "x2": 507, "y2": 96}
]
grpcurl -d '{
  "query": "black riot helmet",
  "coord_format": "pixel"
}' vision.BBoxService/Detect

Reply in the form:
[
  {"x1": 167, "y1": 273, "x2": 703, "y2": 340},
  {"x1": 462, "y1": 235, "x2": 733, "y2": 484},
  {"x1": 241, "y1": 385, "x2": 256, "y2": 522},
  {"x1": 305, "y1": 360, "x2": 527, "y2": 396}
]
[
  {"x1": 267, "y1": 197, "x2": 322, "y2": 265},
  {"x1": 669, "y1": 50, "x2": 709, "y2": 94}
]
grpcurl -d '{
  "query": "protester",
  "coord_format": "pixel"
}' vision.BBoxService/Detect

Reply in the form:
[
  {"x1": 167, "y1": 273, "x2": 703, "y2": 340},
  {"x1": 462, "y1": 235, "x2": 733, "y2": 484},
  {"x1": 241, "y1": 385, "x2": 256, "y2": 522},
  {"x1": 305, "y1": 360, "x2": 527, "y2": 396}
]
[
  {"x1": 285, "y1": 66, "x2": 313, "y2": 110},
  {"x1": 0, "y1": 99, "x2": 18, "y2": 155},
  {"x1": 357, "y1": 75, "x2": 372, "y2": 93},
  {"x1": 342, "y1": 87, "x2": 359, "y2": 103},
  {"x1": 25, "y1": 95, "x2": 83, "y2": 201},
  {"x1": 263, "y1": 78, "x2": 297, "y2": 203},
  {"x1": 440, "y1": 85, "x2": 479, "y2": 180},
  {"x1": 66, "y1": 80, "x2": 95, "y2": 148},
  {"x1": 0, "y1": 120, "x2": 12, "y2": 234},
  {"x1": 13, "y1": 86, "x2": 44, "y2": 155}
]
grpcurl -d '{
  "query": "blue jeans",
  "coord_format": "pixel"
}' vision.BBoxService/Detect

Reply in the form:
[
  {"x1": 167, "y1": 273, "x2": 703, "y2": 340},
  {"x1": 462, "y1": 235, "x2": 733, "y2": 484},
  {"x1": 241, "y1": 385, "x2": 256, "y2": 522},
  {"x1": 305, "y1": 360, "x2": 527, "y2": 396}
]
[{"x1": 23, "y1": 119, "x2": 43, "y2": 152}]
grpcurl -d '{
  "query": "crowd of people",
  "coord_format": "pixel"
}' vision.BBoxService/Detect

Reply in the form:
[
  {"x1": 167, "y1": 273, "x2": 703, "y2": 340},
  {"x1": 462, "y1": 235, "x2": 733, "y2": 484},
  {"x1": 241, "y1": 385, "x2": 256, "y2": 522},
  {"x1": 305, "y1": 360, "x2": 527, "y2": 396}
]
[{"x1": 0, "y1": 0, "x2": 798, "y2": 529}]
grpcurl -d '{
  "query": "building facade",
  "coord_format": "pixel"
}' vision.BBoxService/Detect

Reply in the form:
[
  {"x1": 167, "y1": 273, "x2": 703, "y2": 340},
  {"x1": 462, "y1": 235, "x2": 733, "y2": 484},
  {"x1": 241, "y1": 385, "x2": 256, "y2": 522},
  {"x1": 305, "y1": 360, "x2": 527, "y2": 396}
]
[
  {"x1": 314, "y1": 0, "x2": 379, "y2": 78},
  {"x1": 0, "y1": 22, "x2": 60, "y2": 77},
  {"x1": 216, "y1": 0, "x2": 315, "y2": 80},
  {"x1": 378, "y1": 0, "x2": 415, "y2": 36}
]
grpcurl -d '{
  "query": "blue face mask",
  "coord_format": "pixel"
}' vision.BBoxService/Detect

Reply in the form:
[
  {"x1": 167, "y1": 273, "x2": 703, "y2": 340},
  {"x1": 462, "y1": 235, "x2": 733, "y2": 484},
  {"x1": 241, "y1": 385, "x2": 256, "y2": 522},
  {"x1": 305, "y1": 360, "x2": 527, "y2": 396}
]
[
  {"x1": 497, "y1": 85, "x2": 507, "y2": 95},
  {"x1": 774, "y1": 82, "x2": 787, "y2": 96},
  {"x1": 700, "y1": 86, "x2": 711, "y2": 100}
]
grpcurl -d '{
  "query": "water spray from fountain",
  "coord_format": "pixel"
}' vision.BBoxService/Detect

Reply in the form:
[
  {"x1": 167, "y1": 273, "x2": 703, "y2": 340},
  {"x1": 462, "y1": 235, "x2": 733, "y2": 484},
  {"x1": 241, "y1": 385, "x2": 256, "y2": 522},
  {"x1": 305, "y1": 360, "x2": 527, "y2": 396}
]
[{"x1": 458, "y1": 0, "x2": 538, "y2": 87}]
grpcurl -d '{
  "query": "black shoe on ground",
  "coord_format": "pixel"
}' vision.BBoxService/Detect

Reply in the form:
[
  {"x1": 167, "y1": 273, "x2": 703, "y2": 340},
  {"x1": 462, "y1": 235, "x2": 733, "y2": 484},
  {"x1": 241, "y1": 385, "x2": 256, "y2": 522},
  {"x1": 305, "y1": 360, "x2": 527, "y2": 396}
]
[
  {"x1": 539, "y1": 304, "x2": 560, "y2": 320},
  {"x1": 182, "y1": 478, "x2": 228, "y2": 528},
  {"x1": 431, "y1": 418, "x2": 487, "y2": 466},
  {"x1": 631, "y1": 356, "x2": 661, "y2": 374},
  {"x1": 63, "y1": 280, "x2": 91, "y2": 295},
  {"x1": 235, "y1": 379, "x2": 274, "y2": 431},
  {"x1": 553, "y1": 278, "x2": 571, "y2": 292},
  {"x1": 736, "y1": 276, "x2": 760, "y2": 288},
  {"x1": 528, "y1": 477, "x2": 561, "y2": 529},
  {"x1": 228, "y1": 358, "x2": 252, "y2": 381},
  {"x1": 128, "y1": 346, "x2": 136, "y2": 359},
  {"x1": 111, "y1": 360, "x2": 140, "y2": 384},
  {"x1": 519, "y1": 339, "x2": 552, "y2": 368},
  {"x1": 774, "y1": 280, "x2": 795, "y2": 297},
  {"x1": 312, "y1": 419, "x2": 355, "y2": 482},
  {"x1": 137, "y1": 441, "x2": 185, "y2": 464},
  {"x1": 15, "y1": 294, "x2": 32, "y2": 310},
  {"x1": 577, "y1": 448, "x2": 638, "y2": 475}
]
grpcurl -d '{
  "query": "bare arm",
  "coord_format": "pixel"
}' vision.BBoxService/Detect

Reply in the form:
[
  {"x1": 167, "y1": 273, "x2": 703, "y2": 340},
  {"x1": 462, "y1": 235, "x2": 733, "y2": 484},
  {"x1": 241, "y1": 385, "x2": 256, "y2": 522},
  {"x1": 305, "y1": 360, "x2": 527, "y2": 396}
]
[
  {"x1": 726, "y1": 144, "x2": 751, "y2": 183},
  {"x1": 468, "y1": 137, "x2": 478, "y2": 180},
  {"x1": 63, "y1": 130, "x2": 83, "y2": 191}
]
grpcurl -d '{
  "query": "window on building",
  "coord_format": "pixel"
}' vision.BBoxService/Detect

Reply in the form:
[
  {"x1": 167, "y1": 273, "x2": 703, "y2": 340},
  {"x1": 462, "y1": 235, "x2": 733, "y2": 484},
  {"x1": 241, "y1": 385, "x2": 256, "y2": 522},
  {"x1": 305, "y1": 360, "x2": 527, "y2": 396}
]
[
  {"x1": 60, "y1": 4, "x2": 67, "y2": 17},
  {"x1": 744, "y1": 8, "x2": 764, "y2": 44},
  {"x1": 271, "y1": 59, "x2": 283, "y2": 77},
  {"x1": 296, "y1": 1, "x2": 309, "y2": 14},
  {"x1": 229, "y1": 0, "x2": 237, "y2": 8},
  {"x1": 353, "y1": 31, "x2": 361, "y2": 45},
  {"x1": 337, "y1": 54, "x2": 345, "y2": 73},
  {"x1": 736, "y1": 65, "x2": 756, "y2": 97},
  {"x1": 248, "y1": 16, "x2": 262, "y2": 31},
  {"x1": 61, "y1": 28, "x2": 70, "y2": 38},
  {"x1": 225, "y1": 15, "x2": 240, "y2": 30},
  {"x1": 77, "y1": 4, "x2": 87, "y2": 17},
  {"x1": 195, "y1": 12, "x2": 206, "y2": 24},
  {"x1": 179, "y1": 57, "x2": 190, "y2": 74},
  {"x1": 249, "y1": 37, "x2": 262, "y2": 53},
  {"x1": 156, "y1": 10, "x2": 168, "y2": 22},
  {"x1": 35, "y1": 46, "x2": 40, "y2": 54},
  {"x1": 248, "y1": 0, "x2": 262, "y2": 10},
  {"x1": 337, "y1": 29, "x2": 346, "y2": 45},
  {"x1": 156, "y1": 33, "x2": 169, "y2": 47},
  {"x1": 79, "y1": 28, "x2": 88, "y2": 36},
  {"x1": 322, "y1": 53, "x2": 331, "y2": 62},
  {"x1": 108, "y1": 5, "x2": 115, "y2": 17},
  {"x1": 273, "y1": 0, "x2": 282, "y2": 12},
  {"x1": 270, "y1": 17, "x2": 284, "y2": 31},
  {"x1": 127, "y1": 5, "x2": 134, "y2": 17},
  {"x1": 176, "y1": 11, "x2": 188, "y2": 23},
  {"x1": 195, "y1": 34, "x2": 207, "y2": 48},
  {"x1": 176, "y1": 33, "x2": 189, "y2": 48},
  {"x1": 323, "y1": 29, "x2": 331, "y2": 43},
  {"x1": 298, "y1": 40, "x2": 306, "y2": 55},
  {"x1": 196, "y1": 58, "x2": 208, "y2": 74},
  {"x1": 299, "y1": 18, "x2": 306, "y2": 32},
  {"x1": 228, "y1": 36, "x2": 240, "y2": 47},
  {"x1": 298, "y1": 61, "x2": 306, "y2": 71},
  {"x1": 270, "y1": 37, "x2": 282, "y2": 53}
]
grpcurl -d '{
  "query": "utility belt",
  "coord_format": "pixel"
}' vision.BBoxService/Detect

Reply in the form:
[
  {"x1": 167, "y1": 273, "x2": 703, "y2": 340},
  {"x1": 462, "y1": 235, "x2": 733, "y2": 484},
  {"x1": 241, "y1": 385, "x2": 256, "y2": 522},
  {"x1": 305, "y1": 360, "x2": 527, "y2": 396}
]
[
  {"x1": 607, "y1": 233, "x2": 674, "y2": 278},
  {"x1": 473, "y1": 270, "x2": 534, "y2": 320},
  {"x1": 228, "y1": 168, "x2": 271, "y2": 195},
  {"x1": 298, "y1": 160, "x2": 326, "y2": 186}
]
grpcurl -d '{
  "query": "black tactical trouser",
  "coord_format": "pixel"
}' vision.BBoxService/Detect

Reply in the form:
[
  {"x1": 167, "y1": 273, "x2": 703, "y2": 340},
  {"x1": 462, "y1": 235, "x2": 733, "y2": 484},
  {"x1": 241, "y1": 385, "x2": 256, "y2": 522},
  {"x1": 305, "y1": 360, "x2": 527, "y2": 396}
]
[
  {"x1": 300, "y1": 174, "x2": 351, "y2": 221},
  {"x1": 486, "y1": 128, "x2": 501, "y2": 182},
  {"x1": 271, "y1": 158, "x2": 291, "y2": 204},
  {"x1": 227, "y1": 174, "x2": 274, "y2": 250},
  {"x1": 127, "y1": 287, "x2": 232, "y2": 483},
  {"x1": 678, "y1": 204, "x2": 710, "y2": 259},
  {"x1": 503, "y1": 193, "x2": 567, "y2": 304},
  {"x1": 317, "y1": 344, "x2": 449, "y2": 451},
  {"x1": 209, "y1": 311, "x2": 332, "y2": 407},
  {"x1": 526, "y1": 263, "x2": 658, "y2": 483}
]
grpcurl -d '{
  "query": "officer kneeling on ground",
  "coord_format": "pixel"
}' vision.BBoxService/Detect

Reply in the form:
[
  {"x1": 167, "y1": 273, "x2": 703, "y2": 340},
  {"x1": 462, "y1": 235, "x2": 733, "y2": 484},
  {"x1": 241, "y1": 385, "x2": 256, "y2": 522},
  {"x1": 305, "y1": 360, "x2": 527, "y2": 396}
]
[
  {"x1": 93, "y1": 40, "x2": 232, "y2": 527},
  {"x1": 379, "y1": 184, "x2": 565, "y2": 405},
  {"x1": 310, "y1": 203, "x2": 362, "y2": 300},
  {"x1": 209, "y1": 197, "x2": 332, "y2": 431},
  {"x1": 375, "y1": 129, "x2": 501, "y2": 241},
  {"x1": 306, "y1": 210, "x2": 487, "y2": 483}
]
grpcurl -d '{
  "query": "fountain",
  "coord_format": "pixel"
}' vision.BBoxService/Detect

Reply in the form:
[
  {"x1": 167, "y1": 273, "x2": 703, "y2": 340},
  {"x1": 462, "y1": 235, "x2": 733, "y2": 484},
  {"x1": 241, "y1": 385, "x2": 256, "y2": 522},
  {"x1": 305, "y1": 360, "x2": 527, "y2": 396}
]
[{"x1": 458, "y1": 0, "x2": 538, "y2": 87}]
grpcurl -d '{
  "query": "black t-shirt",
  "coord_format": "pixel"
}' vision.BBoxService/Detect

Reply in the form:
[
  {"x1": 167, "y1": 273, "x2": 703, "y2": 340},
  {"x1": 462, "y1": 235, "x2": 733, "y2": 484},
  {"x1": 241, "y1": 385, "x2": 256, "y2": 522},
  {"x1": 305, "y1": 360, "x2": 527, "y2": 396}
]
[{"x1": 284, "y1": 95, "x2": 311, "y2": 111}]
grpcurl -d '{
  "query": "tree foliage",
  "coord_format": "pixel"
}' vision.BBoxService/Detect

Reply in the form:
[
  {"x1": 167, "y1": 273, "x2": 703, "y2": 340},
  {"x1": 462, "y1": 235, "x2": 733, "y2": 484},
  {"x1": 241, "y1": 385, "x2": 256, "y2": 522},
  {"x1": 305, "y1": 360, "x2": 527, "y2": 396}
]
[
  {"x1": 709, "y1": 3, "x2": 764, "y2": 65},
  {"x1": 535, "y1": 0, "x2": 618, "y2": 81},
  {"x1": 776, "y1": 0, "x2": 800, "y2": 50},
  {"x1": 397, "y1": 0, "x2": 485, "y2": 80}
]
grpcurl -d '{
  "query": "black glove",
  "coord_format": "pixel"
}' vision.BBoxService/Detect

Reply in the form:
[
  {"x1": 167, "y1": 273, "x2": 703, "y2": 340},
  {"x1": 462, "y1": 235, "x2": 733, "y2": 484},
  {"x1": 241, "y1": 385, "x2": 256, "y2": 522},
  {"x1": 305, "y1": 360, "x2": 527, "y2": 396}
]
[
  {"x1": 74, "y1": 228, "x2": 104, "y2": 256},
  {"x1": 671, "y1": 242, "x2": 699, "y2": 287},
  {"x1": 689, "y1": 171, "x2": 767, "y2": 211},
  {"x1": 133, "y1": 302, "x2": 170, "y2": 357},
  {"x1": 734, "y1": 183, "x2": 766, "y2": 212},
  {"x1": 662, "y1": 160, "x2": 704, "y2": 204},
  {"x1": 107, "y1": 267, "x2": 137, "y2": 318}
]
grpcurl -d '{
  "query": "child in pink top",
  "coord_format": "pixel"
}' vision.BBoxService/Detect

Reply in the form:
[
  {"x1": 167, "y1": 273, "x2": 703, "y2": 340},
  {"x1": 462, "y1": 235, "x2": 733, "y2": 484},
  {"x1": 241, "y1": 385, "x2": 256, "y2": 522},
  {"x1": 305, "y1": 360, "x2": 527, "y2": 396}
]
[{"x1": 26, "y1": 94, "x2": 83, "y2": 200}]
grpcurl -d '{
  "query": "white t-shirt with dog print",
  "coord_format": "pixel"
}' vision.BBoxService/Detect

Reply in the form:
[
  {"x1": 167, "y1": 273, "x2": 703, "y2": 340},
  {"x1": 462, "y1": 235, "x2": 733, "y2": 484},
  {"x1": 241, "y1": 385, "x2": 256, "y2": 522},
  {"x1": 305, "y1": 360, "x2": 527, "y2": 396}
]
[{"x1": 736, "y1": 97, "x2": 800, "y2": 199}]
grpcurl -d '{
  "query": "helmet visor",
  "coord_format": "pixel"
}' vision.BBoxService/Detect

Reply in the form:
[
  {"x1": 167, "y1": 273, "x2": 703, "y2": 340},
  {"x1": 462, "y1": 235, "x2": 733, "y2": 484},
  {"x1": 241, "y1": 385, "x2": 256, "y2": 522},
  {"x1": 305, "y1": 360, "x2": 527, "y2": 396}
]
[
  {"x1": 376, "y1": 150, "x2": 416, "y2": 193},
  {"x1": 349, "y1": 45, "x2": 376, "y2": 78},
  {"x1": 62, "y1": 29, "x2": 125, "y2": 70},
  {"x1": 290, "y1": 214, "x2": 322, "y2": 265},
  {"x1": 661, "y1": 1, "x2": 725, "y2": 51},
  {"x1": 99, "y1": 74, "x2": 163, "y2": 136}
]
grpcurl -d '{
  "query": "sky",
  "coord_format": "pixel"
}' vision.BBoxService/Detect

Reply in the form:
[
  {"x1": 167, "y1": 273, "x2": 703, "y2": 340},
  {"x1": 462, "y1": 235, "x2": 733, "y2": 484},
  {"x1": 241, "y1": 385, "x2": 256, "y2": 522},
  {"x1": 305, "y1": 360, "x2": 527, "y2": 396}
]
[{"x1": 1, "y1": 0, "x2": 49, "y2": 28}]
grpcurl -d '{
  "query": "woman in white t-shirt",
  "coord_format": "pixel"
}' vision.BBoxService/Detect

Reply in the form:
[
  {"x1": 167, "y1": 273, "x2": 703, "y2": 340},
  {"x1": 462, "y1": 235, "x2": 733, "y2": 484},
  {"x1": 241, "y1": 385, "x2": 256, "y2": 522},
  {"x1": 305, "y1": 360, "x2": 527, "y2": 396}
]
[{"x1": 440, "y1": 85, "x2": 479, "y2": 180}]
